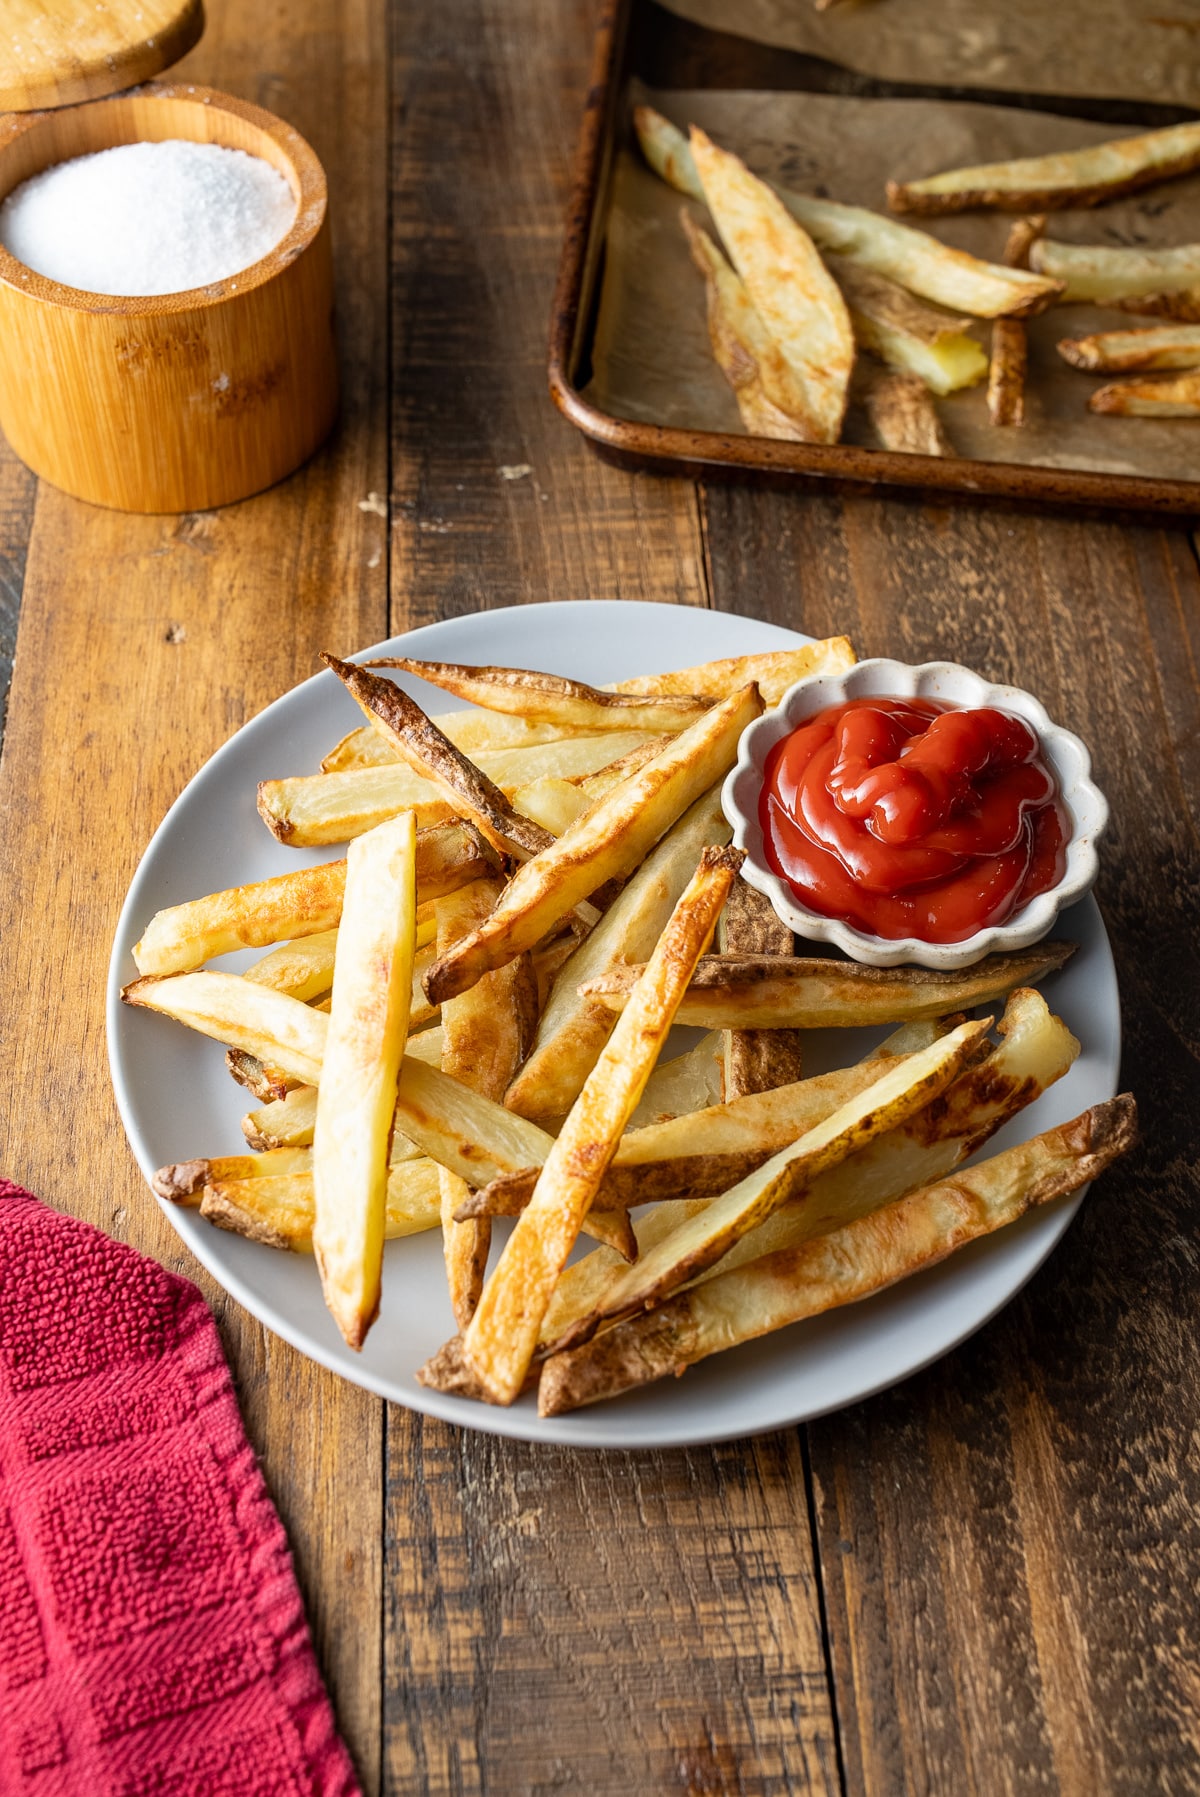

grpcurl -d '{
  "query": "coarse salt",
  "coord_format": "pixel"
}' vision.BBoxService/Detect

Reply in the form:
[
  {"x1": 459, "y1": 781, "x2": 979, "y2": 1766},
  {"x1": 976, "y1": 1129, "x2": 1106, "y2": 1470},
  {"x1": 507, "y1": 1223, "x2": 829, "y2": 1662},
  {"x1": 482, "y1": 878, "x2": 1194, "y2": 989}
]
[{"x1": 0, "y1": 140, "x2": 297, "y2": 297}]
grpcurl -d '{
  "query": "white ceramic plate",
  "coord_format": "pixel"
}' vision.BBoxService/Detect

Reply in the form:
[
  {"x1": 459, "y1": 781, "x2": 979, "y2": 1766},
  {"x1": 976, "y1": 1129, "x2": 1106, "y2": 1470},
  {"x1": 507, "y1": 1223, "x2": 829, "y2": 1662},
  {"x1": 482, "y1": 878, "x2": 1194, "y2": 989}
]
[{"x1": 107, "y1": 602, "x2": 1121, "y2": 1448}]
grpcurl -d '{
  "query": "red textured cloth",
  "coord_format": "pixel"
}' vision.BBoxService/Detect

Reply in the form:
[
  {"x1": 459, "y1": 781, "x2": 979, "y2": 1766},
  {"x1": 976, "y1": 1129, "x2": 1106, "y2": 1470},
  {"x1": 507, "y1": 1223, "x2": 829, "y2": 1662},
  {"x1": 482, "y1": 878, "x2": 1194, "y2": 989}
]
[{"x1": 0, "y1": 1180, "x2": 361, "y2": 1797}]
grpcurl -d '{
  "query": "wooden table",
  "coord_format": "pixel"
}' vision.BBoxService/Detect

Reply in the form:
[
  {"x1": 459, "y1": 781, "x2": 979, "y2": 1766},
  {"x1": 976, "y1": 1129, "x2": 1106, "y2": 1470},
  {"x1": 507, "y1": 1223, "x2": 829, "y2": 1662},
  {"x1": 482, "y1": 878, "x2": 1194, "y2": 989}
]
[{"x1": 1, "y1": 2, "x2": 1197, "y2": 1791}]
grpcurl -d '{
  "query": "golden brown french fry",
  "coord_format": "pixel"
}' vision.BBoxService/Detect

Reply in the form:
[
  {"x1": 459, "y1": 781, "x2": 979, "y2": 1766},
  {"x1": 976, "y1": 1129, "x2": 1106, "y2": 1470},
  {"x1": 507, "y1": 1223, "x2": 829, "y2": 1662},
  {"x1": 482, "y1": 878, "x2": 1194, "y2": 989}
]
[
  {"x1": 200, "y1": 1159, "x2": 443, "y2": 1252},
  {"x1": 988, "y1": 217, "x2": 1043, "y2": 428},
  {"x1": 1089, "y1": 370, "x2": 1200, "y2": 416},
  {"x1": 505, "y1": 786, "x2": 730, "y2": 1123},
  {"x1": 1028, "y1": 237, "x2": 1200, "y2": 307},
  {"x1": 153, "y1": 1146, "x2": 314, "y2": 1202},
  {"x1": 242, "y1": 931, "x2": 339, "y2": 1001},
  {"x1": 538, "y1": 1094, "x2": 1137, "y2": 1414},
  {"x1": 454, "y1": 846, "x2": 743, "y2": 1404},
  {"x1": 861, "y1": 368, "x2": 955, "y2": 456},
  {"x1": 123, "y1": 971, "x2": 328, "y2": 1085},
  {"x1": 1057, "y1": 322, "x2": 1200, "y2": 372},
  {"x1": 312, "y1": 811, "x2": 417, "y2": 1350},
  {"x1": 132, "y1": 822, "x2": 491, "y2": 975},
  {"x1": 363, "y1": 657, "x2": 710, "y2": 734},
  {"x1": 322, "y1": 655, "x2": 554, "y2": 861},
  {"x1": 632, "y1": 106, "x2": 1061, "y2": 319},
  {"x1": 240, "y1": 1025, "x2": 445, "y2": 1148},
  {"x1": 426, "y1": 686, "x2": 762, "y2": 1005},
  {"x1": 629, "y1": 1030, "x2": 725, "y2": 1126},
  {"x1": 612, "y1": 641, "x2": 856, "y2": 708},
  {"x1": 322, "y1": 708, "x2": 582, "y2": 772},
  {"x1": 718, "y1": 879, "x2": 804, "y2": 1099},
  {"x1": 830, "y1": 255, "x2": 987, "y2": 394},
  {"x1": 508, "y1": 776, "x2": 591, "y2": 837},
  {"x1": 681, "y1": 211, "x2": 823, "y2": 441},
  {"x1": 579, "y1": 941, "x2": 1074, "y2": 1029},
  {"x1": 436, "y1": 877, "x2": 535, "y2": 1327},
  {"x1": 888, "y1": 124, "x2": 1200, "y2": 215},
  {"x1": 552, "y1": 1017, "x2": 990, "y2": 1348},
  {"x1": 690, "y1": 128, "x2": 855, "y2": 445}
]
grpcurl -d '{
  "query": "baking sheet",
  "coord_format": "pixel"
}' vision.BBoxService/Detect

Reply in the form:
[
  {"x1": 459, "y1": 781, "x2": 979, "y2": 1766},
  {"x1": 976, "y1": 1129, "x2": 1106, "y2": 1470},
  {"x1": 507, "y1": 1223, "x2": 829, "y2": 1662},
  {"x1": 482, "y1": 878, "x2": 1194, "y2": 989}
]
[
  {"x1": 656, "y1": 0, "x2": 1200, "y2": 110},
  {"x1": 586, "y1": 87, "x2": 1200, "y2": 482}
]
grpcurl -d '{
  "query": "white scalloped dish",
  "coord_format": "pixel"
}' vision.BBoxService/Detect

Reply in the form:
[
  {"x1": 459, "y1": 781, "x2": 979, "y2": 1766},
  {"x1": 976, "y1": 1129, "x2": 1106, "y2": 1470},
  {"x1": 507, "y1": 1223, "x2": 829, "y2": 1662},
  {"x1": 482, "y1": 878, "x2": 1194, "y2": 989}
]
[{"x1": 722, "y1": 658, "x2": 1109, "y2": 970}]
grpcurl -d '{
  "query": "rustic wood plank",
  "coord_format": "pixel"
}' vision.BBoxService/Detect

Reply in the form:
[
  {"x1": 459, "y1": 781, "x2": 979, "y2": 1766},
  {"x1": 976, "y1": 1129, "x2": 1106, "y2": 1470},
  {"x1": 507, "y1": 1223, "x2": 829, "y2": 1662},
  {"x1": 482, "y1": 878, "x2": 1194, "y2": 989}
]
[
  {"x1": 0, "y1": 438, "x2": 36, "y2": 743},
  {"x1": 0, "y1": 2, "x2": 390, "y2": 1787},
  {"x1": 704, "y1": 487, "x2": 1200, "y2": 1794},
  {"x1": 385, "y1": 1413, "x2": 840, "y2": 1795}
]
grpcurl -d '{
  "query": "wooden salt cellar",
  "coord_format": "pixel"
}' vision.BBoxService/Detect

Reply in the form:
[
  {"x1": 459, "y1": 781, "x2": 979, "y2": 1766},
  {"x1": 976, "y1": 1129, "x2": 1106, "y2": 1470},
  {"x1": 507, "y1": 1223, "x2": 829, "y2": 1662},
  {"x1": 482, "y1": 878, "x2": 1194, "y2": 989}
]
[{"x1": 0, "y1": 9, "x2": 338, "y2": 512}]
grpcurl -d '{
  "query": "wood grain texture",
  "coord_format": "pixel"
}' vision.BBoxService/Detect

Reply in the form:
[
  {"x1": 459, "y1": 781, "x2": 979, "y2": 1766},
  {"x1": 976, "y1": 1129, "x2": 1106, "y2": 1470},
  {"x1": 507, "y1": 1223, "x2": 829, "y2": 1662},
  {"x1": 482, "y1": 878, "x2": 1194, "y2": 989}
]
[
  {"x1": 0, "y1": 0, "x2": 203, "y2": 112},
  {"x1": 703, "y1": 485, "x2": 1200, "y2": 1794},
  {"x1": 0, "y1": 438, "x2": 36, "y2": 742},
  {"x1": 0, "y1": 0, "x2": 389, "y2": 1787}
]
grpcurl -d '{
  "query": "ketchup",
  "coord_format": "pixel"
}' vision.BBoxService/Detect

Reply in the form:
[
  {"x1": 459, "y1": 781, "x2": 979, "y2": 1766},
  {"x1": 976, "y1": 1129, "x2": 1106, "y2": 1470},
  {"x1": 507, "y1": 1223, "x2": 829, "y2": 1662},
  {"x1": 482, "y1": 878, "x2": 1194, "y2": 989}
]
[{"x1": 759, "y1": 697, "x2": 1068, "y2": 944}]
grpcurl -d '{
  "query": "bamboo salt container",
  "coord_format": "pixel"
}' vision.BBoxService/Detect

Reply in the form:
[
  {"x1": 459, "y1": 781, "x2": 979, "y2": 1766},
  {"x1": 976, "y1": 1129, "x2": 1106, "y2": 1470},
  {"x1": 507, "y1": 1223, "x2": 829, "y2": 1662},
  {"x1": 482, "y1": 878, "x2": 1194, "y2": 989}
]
[{"x1": 0, "y1": 84, "x2": 338, "y2": 512}]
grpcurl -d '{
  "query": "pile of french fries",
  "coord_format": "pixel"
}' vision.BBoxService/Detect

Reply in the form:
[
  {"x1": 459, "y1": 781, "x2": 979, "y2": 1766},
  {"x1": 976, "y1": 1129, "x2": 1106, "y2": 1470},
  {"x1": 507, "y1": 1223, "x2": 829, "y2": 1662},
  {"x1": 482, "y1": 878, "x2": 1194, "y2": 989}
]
[
  {"x1": 635, "y1": 104, "x2": 1200, "y2": 450},
  {"x1": 125, "y1": 638, "x2": 1135, "y2": 1415}
]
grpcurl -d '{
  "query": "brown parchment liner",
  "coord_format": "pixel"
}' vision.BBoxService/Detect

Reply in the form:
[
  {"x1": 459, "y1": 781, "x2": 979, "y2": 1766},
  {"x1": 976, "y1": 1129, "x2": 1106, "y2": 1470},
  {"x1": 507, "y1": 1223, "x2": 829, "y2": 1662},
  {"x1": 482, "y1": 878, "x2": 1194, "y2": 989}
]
[
  {"x1": 585, "y1": 87, "x2": 1200, "y2": 482},
  {"x1": 656, "y1": 0, "x2": 1200, "y2": 110}
]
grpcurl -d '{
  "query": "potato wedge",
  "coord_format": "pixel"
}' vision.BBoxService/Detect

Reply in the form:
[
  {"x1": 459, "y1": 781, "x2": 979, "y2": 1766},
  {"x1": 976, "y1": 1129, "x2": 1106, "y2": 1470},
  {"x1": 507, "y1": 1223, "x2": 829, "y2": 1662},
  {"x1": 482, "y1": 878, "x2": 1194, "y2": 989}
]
[
  {"x1": 1089, "y1": 370, "x2": 1200, "y2": 417},
  {"x1": 632, "y1": 106, "x2": 1061, "y2": 319},
  {"x1": 200, "y1": 1159, "x2": 443, "y2": 1253},
  {"x1": 425, "y1": 685, "x2": 762, "y2": 1005},
  {"x1": 312, "y1": 811, "x2": 418, "y2": 1349},
  {"x1": 1028, "y1": 238, "x2": 1200, "y2": 307},
  {"x1": 258, "y1": 733, "x2": 650, "y2": 848},
  {"x1": 888, "y1": 124, "x2": 1200, "y2": 215},
  {"x1": 362, "y1": 657, "x2": 710, "y2": 735},
  {"x1": 830, "y1": 255, "x2": 987, "y2": 395},
  {"x1": 453, "y1": 846, "x2": 742, "y2": 1403},
  {"x1": 436, "y1": 876, "x2": 535, "y2": 1327},
  {"x1": 988, "y1": 217, "x2": 1043, "y2": 428},
  {"x1": 505, "y1": 786, "x2": 730, "y2": 1123},
  {"x1": 132, "y1": 822, "x2": 490, "y2": 975},
  {"x1": 861, "y1": 368, "x2": 955, "y2": 457},
  {"x1": 689, "y1": 128, "x2": 854, "y2": 445},
  {"x1": 122, "y1": 971, "x2": 328, "y2": 1086},
  {"x1": 538, "y1": 1094, "x2": 1137, "y2": 1414},
  {"x1": 579, "y1": 941, "x2": 1074, "y2": 1029},
  {"x1": 718, "y1": 879, "x2": 804, "y2": 1100},
  {"x1": 1057, "y1": 323, "x2": 1200, "y2": 373},
  {"x1": 612, "y1": 641, "x2": 855, "y2": 708}
]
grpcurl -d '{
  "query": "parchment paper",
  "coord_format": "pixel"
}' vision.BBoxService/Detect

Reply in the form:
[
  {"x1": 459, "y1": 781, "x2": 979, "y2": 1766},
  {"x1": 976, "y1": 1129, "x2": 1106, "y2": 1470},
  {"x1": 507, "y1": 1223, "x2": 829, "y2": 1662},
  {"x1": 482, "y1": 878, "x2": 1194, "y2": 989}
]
[
  {"x1": 586, "y1": 87, "x2": 1200, "y2": 482},
  {"x1": 656, "y1": 0, "x2": 1200, "y2": 111}
]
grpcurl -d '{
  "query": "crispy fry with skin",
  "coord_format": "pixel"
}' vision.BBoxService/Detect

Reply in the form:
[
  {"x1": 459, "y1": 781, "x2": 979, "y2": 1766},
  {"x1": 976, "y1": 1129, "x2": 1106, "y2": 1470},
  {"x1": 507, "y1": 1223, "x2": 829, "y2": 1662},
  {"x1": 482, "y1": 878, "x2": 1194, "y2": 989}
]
[
  {"x1": 322, "y1": 710, "x2": 585, "y2": 772},
  {"x1": 988, "y1": 217, "x2": 1043, "y2": 428},
  {"x1": 1028, "y1": 238, "x2": 1200, "y2": 307},
  {"x1": 538, "y1": 1095, "x2": 1137, "y2": 1414},
  {"x1": 690, "y1": 128, "x2": 854, "y2": 445},
  {"x1": 718, "y1": 880, "x2": 804, "y2": 1099},
  {"x1": 123, "y1": 972, "x2": 328, "y2": 1086},
  {"x1": 225, "y1": 1048, "x2": 294, "y2": 1102},
  {"x1": 1057, "y1": 323, "x2": 1200, "y2": 373},
  {"x1": 322, "y1": 655, "x2": 554, "y2": 861},
  {"x1": 132, "y1": 823, "x2": 491, "y2": 975},
  {"x1": 552, "y1": 1018, "x2": 991, "y2": 1350},
  {"x1": 505, "y1": 787, "x2": 730, "y2": 1124},
  {"x1": 453, "y1": 847, "x2": 743, "y2": 1404},
  {"x1": 200, "y1": 1160, "x2": 443, "y2": 1253},
  {"x1": 1089, "y1": 370, "x2": 1200, "y2": 417},
  {"x1": 861, "y1": 368, "x2": 955, "y2": 456},
  {"x1": 632, "y1": 106, "x2": 1061, "y2": 318},
  {"x1": 579, "y1": 941, "x2": 1074, "y2": 1029},
  {"x1": 363, "y1": 658, "x2": 710, "y2": 734},
  {"x1": 436, "y1": 877, "x2": 535, "y2": 1327},
  {"x1": 829, "y1": 256, "x2": 987, "y2": 395},
  {"x1": 612, "y1": 641, "x2": 856, "y2": 707},
  {"x1": 240, "y1": 1027, "x2": 444, "y2": 1148},
  {"x1": 153, "y1": 1147, "x2": 315, "y2": 1202},
  {"x1": 887, "y1": 122, "x2": 1200, "y2": 215}
]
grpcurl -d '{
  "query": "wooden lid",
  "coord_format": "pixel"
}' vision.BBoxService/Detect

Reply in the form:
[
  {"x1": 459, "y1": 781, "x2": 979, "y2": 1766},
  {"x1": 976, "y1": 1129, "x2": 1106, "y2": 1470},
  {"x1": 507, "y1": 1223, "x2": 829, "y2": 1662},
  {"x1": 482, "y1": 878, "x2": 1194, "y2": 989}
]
[{"x1": 0, "y1": 0, "x2": 205, "y2": 113}]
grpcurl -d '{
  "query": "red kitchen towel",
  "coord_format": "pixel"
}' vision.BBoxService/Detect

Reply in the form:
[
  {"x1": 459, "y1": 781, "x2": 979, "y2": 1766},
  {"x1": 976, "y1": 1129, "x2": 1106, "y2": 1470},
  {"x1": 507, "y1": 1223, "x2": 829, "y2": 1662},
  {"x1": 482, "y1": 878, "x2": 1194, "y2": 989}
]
[{"x1": 0, "y1": 1179, "x2": 361, "y2": 1797}]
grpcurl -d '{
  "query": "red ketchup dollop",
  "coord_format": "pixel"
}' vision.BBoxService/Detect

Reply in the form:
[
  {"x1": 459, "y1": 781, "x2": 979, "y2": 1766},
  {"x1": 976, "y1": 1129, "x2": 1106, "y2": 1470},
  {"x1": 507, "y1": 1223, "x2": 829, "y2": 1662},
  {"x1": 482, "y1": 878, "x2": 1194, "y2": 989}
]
[{"x1": 759, "y1": 697, "x2": 1068, "y2": 944}]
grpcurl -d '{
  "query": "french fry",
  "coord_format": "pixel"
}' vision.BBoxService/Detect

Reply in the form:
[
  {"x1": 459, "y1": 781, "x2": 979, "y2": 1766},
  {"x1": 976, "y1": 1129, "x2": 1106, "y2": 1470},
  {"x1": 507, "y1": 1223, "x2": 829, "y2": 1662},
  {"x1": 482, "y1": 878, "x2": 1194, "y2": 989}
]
[
  {"x1": 681, "y1": 211, "x2": 826, "y2": 442},
  {"x1": 579, "y1": 941, "x2": 1074, "y2": 1029},
  {"x1": 362, "y1": 657, "x2": 711, "y2": 734},
  {"x1": 549, "y1": 1017, "x2": 991, "y2": 1349},
  {"x1": 830, "y1": 255, "x2": 987, "y2": 394},
  {"x1": 322, "y1": 655, "x2": 554, "y2": 861},
  {"x1": 452, "y1": 846, "x2": 742, "y2": 1404},
  {"x1": 1089, "y1": 370, "x2": 1200, "y2": 417},
  {"x1": 887, "y1": 124, "x2": 1200, "y2": 215},
  {"x1": 861, "y1": 368, "x2": 955, "y2": 457},
  {"x1": 132, "y1": 822, "x2": 490, "y2": 975},
  {"x1": 508, "y1": 776, "x2": 592, "y2": 837},
  {"x1": 538, "y1": 1095, "x2": 1137, "y2": 1414},
  {"x1": 988, "y1": 217, "x2": 1044, "y2": 428},
  {"x1": 122, "y1": 971, "x2": 328, "y2": 1086},
  {"x1": 718, "y1": 879, "x2": 804, "y2": 1099},
  {"x1": 612, "y1": 641, "x2": 855, "y2": 707},
  {"x1": 225, "y1": 1048, "x2": 295, "y2": 1102},
  {"x1": 1028, "y1": 238, "x2": 1200, "y2": 308},
  {"x1": 632, "y1": 106, "x2": 1061, "y2": 319},
  {"x1": 241, "y1": 1026, "x2": 446, "y2": 1149},
  {"x1": 425, "y1": 685, "x2": 762, "y2": 1004},
  {"x1": 200, "y1": 1159, "x2": 443, "y2": 1253},
  {"x1": 690, "y1": 128, "x2": 855, "y2": 445},
  {"x1": 153, "y1": 1146, "x2": 315, "y2": 1202},
  {"x1": 243, "y1": 931, "x2": 338, "y2": 1001},
  {"x1": 312, "y1": 811, "x2": 417, "y2": 1350},
  {"x1": 322, "y1": 708, "x2": 583, "y2": 772},
  {"x1": 504, "y1": 786, "x2": 730, "y2": 1123},
  {"x1": 628, "y1": 1029, "x2": 725, "y2": 1127},
  {"x1": 1057, "y1": 323, "x2": 1200, "y2": 373},
  {"x1": 436, "y1": 877, "x2": 536, "y2": 1327}
]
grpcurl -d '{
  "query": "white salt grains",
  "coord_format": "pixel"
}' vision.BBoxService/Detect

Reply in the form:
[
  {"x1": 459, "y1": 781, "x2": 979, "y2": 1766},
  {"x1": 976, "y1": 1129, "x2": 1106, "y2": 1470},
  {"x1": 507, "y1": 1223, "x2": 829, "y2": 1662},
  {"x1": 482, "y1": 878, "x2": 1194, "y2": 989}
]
[{"x1": 0, "y1": 140, "x2": 298, "y2": 297}]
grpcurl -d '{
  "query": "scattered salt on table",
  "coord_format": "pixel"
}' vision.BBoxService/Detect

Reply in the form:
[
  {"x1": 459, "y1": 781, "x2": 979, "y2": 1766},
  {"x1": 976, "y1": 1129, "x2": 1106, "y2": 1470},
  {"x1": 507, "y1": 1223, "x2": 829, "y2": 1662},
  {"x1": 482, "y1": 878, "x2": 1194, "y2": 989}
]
[{"x1": 0, "y1": 141, "x2": 297, "y2": 297}]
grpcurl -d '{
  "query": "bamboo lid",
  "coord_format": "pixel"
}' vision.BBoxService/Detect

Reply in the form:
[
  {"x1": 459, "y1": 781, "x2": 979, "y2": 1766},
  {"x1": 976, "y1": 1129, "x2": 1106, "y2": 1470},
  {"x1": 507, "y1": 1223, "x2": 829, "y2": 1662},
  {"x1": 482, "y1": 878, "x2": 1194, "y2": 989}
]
[{"x1": 0, "y1": 0, "x2": 205, "y2": 113}]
